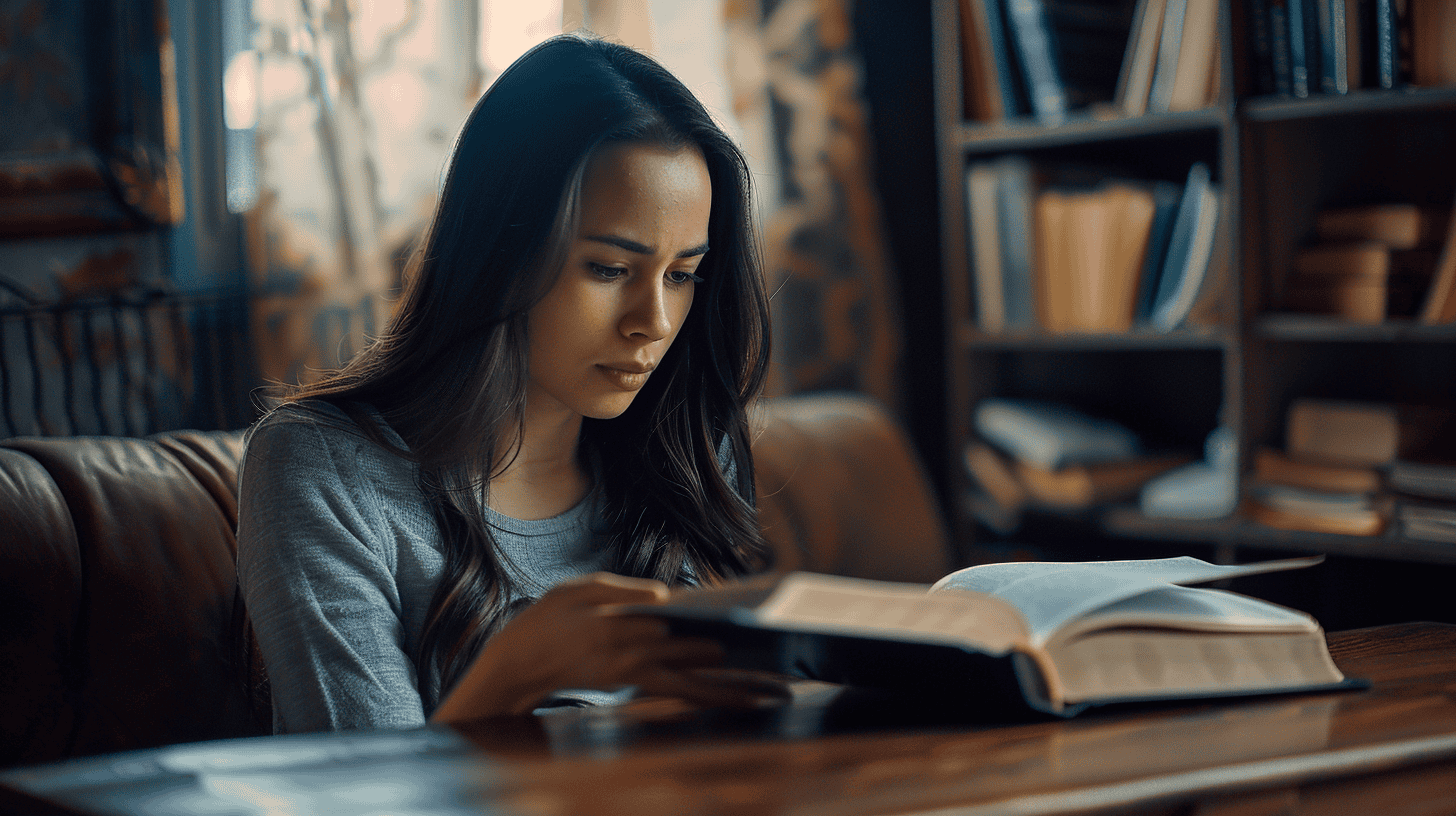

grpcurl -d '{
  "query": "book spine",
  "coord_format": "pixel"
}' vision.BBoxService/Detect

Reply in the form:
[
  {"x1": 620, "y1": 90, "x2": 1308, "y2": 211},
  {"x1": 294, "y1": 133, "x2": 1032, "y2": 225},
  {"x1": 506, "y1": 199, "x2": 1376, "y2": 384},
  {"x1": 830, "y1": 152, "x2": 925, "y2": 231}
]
[
  {"x1": 997, "y1": 157, "x2": 1040, "y2": 330},
  {"x1": 1320, "y1": 0, "x2": 1349, "y2": 93},
  {"x1": 1269, "y1": 0, "x2": 1295, "y2": 95},
  {"x1": 1287, "y1": 0, "x2": 1324, "y2": 97},
  {"x1": 1148, "y1": 0, "x2": 1188, "y2": 110},
  {"x1": 974, "y1": 0, "x2": 1030, "y2": 118},
  {"x1": 1374, "y1": 0, "x2": 1400, "y2": 89},
  {"x1": 1003, "y1": 0, "x2": 1069, "y2": 121},
  {"x1": 1250, "y1": 0, "x2": 1278, "y2": 95}
]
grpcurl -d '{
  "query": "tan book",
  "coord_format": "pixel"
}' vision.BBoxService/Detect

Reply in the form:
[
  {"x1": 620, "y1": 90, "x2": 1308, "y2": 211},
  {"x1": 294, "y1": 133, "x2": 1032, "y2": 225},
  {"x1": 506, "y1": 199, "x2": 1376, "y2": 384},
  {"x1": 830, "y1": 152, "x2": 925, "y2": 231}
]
[
  {"x1": 1252, "y1": 447, "x2": 1382, "y2": 494},
  {"x1": 1315, "y1": 205, "x2": 1450, "y2": 249},
  {"x1": 1418, "y1": 192, "x2": 1456, "y2": 323},
  {"x1": 1293, "y1": 242, "x2": 1440, "y2": 279},
  {"x1": 1244, "y1": 496, "x2": 1389, "y2": 537},
  {"x1": 963, "y1": 442, "x2": 1028, "y2": 512},
  {"x1": 1035, "y1": 190, "x2": 1077, "y2": 333},
  {"x1": 1167, "y1": 0, "x2": 1218, "y2": 111},
  {"x1": 1115, "y1": 0, "x2": 1169, "y2": 116},
  {"x1": 958, "y1": 0, "x2": 1004, "y2": 122},
  {"x1": 1286, "y1": 399, "x2": 1456, "y2": 467},
  {"x1": 1014, "y1": 455, "x2": 1191, "y2": 509}
]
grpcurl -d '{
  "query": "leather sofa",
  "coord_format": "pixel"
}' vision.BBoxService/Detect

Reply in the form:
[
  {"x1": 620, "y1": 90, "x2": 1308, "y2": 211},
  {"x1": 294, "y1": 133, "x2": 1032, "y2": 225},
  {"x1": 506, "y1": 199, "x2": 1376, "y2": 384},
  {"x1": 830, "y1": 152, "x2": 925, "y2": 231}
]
[{"x1": 0, "y1": 392, "x2": 949, "y2": 767}]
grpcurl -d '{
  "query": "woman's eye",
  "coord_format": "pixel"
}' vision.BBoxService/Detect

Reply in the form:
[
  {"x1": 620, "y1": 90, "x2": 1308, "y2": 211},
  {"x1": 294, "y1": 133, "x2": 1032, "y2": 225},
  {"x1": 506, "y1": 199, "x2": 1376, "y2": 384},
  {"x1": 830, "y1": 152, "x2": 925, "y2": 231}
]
[
  {"x1": 667, "y1": 270, "x2": 704, "y2": 286},
  {"x1": 590, "y1": 263, "x2": 628, "y2": 280}
]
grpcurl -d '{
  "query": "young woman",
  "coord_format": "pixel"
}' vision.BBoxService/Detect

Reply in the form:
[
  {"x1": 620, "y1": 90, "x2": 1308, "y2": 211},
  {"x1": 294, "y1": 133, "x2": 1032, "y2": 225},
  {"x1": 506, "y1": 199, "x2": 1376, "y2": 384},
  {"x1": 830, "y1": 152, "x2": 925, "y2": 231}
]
[{"x1": 236, "y1": 35, "x2": 774, "y2": 733}]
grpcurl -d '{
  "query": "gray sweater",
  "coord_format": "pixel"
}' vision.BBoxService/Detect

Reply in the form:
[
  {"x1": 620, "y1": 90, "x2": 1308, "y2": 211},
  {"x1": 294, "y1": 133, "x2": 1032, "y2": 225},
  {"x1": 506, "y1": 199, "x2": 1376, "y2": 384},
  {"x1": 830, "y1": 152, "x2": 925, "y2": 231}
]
[{"x1": 235, "y1": 402, "x2": 622, "y2": 733}]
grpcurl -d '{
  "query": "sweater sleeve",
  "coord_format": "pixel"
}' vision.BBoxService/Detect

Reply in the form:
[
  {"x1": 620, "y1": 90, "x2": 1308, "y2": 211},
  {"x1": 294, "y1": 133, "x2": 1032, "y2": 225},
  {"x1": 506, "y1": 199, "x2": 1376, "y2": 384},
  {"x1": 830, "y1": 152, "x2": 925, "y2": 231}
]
[{"x1": 236, "y1": 407, "x2": 430, "y2": 733}]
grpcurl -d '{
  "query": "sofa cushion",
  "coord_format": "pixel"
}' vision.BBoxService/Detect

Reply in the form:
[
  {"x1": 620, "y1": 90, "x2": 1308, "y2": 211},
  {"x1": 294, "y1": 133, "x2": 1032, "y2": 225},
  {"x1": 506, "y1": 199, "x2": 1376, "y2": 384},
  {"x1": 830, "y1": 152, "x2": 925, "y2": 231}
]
[
  {"x1": 0, "y1": 448, "x2": 82, "y2": 767},
  {"x1": 2, "y1": 433, "x2": 260, "y2": 761}
]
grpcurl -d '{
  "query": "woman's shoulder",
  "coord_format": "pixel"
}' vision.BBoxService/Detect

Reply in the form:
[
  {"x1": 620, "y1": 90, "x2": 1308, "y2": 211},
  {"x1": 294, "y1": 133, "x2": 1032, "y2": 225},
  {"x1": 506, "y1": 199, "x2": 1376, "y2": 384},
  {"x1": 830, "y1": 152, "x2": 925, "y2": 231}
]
[{"x1": 244, "y1": 399, "x2": 413, "y2": 472}]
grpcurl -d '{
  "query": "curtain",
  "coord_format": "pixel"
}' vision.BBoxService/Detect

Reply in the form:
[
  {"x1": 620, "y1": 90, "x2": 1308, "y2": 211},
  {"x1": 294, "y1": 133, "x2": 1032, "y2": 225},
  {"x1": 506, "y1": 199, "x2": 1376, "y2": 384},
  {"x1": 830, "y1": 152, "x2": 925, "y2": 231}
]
[
  {"x1": 240, "y1": 0, "x2": 480, "y2": 387},
  {"x1": 723, "y1": 0, "x2": 903, "y2": 406}
]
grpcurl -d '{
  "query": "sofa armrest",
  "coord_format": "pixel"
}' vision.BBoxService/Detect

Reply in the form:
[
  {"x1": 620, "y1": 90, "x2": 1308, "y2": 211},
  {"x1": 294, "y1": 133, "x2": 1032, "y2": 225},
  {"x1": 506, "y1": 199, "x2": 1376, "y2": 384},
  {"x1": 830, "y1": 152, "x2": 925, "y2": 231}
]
[{"x1": 751, "y1": 392, "x2": 950, "y2": 583}]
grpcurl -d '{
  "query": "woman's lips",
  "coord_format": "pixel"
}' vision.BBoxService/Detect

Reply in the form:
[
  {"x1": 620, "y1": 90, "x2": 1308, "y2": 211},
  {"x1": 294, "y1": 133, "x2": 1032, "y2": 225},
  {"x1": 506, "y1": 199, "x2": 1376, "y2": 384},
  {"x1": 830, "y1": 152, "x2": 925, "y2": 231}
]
[{"x1": 597, "y1": 364, "x2": 653, "y2": 390}]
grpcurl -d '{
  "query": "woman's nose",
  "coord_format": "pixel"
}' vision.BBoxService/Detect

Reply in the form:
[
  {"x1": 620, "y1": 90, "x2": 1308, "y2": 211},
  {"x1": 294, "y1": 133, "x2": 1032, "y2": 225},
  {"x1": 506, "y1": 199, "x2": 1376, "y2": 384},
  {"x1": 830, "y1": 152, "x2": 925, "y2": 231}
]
[{"x1": 620, "y1": 280, "x2": 674, "y2": 341}]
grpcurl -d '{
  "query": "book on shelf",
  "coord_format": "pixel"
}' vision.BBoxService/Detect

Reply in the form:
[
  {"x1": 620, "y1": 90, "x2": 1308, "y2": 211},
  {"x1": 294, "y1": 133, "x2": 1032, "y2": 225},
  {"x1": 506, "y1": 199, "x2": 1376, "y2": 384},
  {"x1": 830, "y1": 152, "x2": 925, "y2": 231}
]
[
  {"x1": 1149, "y1": 162, "x2": 1221, "y2": 331},
  {"x1": 967, "y1": 162, "x2": 1008, "y2": 331},
  {"x1": 1267, "y1": 0, "x2": 1296, "y2": 94},
  {"x1": 1133, "y1": 180, "x2": 1184, "y2": 323},
  {"x1": 1004, "y1": 0, "x2": 1070, "y2": 121},
  {"x1": 1253, "y1": 446, "x2": 1383, "y2": 494},
  {"x1": 1315, "y1": 204, "x2": 1451, "y2": 249},
  {"x1": 1164, "y1": 0, "x2": 1220, "y2": 111},
  {"x1": 1410, "y1": 0, "x2": 1456, "y2": 86},
  {"x1": 640, "y1": 556, "x2": 1356, "y2": 717},
  {"x1": 1014, "y1": 453, "x2": 1192, "y2": 509},
  {"x1": 997, "y1": 156, "x2": 1042, "y2": 330},
  {"x1": 1255, "y1": 0, "x2": 1409, "y2": 94},
  {"x1": 1286, "y1": 0, "x2": 1325, "y2": 97},
  {"x1": 974, "y1": 398, "x2": 1142, "y2": 470},
  {"x1": 1397, "y1": 501, "x2": 1456, "y2": 543},
  {"x1": 1315, "y1": 0, "x2": 1357, "y2": 94},
  {"x1": 1389, "y1": 459, "x2": 1456, "y2": 500},
  {"x1": 1283, "y1": 242, "x2": 1440, "y2": 322},
  {"x1": 1417, "y1": 191, "x2": 1456, "y2": 323},
  {"x1": 964, "y1": 441, "x2": 1031, "y2": 515},
  {"x1": 1114, "y1": 0, "x2": 1170, "y2": 115},
  {"x1": 1034, "y1": 181, "x2": 1156, "y2": 333},
  {"x1": 1373, "y1": 0, "x2": 1402, "y2": 89},
  {"x1": 960, "y1": 0, "x2": 1023, "y2": 120},
  {"x1": 1286, "y1": 398, "x2": 1456, "y2": 466},
  {"x1": 1244, "y1": 483, "x2": 1391, "y2": 536}
]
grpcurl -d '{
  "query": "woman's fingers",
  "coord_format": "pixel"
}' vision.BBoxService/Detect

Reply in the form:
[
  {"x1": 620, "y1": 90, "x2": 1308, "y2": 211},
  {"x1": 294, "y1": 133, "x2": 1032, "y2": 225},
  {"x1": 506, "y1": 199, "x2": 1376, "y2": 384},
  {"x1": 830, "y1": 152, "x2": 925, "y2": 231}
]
[{"x1": 548, "y1": 572, "x2": 671, "y2": 607}]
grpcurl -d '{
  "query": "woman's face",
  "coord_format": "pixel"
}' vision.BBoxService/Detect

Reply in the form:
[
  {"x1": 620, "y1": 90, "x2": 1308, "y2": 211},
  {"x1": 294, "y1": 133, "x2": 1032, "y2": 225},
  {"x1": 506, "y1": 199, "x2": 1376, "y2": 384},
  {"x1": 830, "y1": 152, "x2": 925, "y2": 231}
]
[{"x1": 526, "y1": 141, "x2": 713, "y2": 422}]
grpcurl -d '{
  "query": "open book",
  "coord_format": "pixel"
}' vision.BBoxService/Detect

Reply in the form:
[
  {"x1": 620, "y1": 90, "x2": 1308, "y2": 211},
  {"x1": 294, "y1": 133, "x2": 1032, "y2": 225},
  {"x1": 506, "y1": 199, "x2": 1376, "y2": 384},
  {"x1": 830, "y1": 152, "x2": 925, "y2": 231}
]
[{"x1": 645, "y1": 556, "x2": 1359, "y2": 716}]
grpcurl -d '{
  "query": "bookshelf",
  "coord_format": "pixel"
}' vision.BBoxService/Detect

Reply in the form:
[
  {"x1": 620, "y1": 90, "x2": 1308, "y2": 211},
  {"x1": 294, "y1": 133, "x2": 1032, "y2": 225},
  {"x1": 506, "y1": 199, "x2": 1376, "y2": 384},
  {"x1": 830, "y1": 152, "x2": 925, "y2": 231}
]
[{"x1": 930, "y1": 0, "x2": 1456, "y2": 615}]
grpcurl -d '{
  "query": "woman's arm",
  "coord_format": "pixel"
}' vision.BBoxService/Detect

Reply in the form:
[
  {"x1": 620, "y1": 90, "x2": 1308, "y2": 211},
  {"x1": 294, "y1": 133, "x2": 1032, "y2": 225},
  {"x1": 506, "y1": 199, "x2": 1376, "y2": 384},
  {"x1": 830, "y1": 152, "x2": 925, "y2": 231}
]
[{"x1": 237, "y1": 406, "x2": 431, "y2": 732}]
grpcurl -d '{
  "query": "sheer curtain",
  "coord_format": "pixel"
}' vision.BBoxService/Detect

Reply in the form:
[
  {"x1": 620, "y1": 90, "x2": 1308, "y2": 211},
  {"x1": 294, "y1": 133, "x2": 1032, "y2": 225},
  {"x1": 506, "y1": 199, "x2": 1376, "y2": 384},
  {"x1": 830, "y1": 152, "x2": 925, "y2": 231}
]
[{"x1": 233, "y1": 0, "x2": 901, "y2": 405}]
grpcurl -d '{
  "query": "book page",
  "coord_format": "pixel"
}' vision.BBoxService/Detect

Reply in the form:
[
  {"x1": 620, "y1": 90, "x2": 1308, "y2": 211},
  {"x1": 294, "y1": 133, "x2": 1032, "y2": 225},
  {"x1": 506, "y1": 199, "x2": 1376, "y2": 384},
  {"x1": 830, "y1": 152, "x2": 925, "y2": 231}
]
[
  {"x1": 931, "y1": 556, "x2": 1324, "y2": 643},
  {"x1": 1047, "y1": 585, "x2": 1318, "y2": 646},
  {"x1": 1049, "y1": 629, "x2": 1343, "y2": 703},
  {"x1": 754, "y1": 574, "x2": 1031, "y2": 656}
]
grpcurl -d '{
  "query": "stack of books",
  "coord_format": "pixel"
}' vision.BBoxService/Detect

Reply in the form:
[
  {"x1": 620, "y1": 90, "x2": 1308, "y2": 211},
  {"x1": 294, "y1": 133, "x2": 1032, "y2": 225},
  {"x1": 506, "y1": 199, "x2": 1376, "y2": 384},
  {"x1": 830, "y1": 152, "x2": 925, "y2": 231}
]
[
  {"x1": 1280, "y1": 204, "x2": 1449, "y2": 323},
  {"x1": 966, "y1": 160, "x2": 1222, "y2": 334},
  {"x1": 1243, "y1": 398, "x2": 1456, "y2": 537},
  {"x1": 1390, "y1": 460, "x2": 1456, "y2": 543},
  {"x1": 1245, "y1": 0, "x2": 1456, "y2": 99},
  {"x1": 964, "y1": 398, "x2": 1189, "y2": 531}
]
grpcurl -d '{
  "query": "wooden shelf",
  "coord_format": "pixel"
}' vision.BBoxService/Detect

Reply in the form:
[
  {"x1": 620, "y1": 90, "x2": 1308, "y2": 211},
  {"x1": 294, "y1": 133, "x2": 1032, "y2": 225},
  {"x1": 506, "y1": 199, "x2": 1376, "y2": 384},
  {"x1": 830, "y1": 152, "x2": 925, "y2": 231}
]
[
  {"x1": 1255, "y1": 315, "x2": 1456, "y2": 343},
  {"x1": 957, "y1": 320, "x2": 1231, "y2": 351},
  {"x1": 1102, "y1": 506, "x2": 1456, "y2": 566},
  {"x1": 1241, "y1": 86, "x2": 1456, "y2": 122},
  {"x1": 958, "y1": 108, "x2": 1225, "y2": 155}
]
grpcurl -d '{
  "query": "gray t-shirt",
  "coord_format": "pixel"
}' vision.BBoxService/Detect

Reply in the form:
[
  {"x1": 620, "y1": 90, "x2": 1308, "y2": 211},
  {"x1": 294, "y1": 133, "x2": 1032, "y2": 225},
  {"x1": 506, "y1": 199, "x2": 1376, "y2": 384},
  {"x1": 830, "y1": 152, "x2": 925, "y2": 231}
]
[{"x1": 235, "y1": 401, "x2": 622, "y2": 734}]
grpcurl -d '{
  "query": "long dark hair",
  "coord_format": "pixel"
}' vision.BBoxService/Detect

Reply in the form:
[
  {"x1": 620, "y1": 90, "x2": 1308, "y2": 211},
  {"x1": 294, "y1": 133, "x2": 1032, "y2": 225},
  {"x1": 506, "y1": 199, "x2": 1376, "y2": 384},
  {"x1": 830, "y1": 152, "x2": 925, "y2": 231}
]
[{"x1": 282, "y1": 35, "x2": 772, "y2": 702}]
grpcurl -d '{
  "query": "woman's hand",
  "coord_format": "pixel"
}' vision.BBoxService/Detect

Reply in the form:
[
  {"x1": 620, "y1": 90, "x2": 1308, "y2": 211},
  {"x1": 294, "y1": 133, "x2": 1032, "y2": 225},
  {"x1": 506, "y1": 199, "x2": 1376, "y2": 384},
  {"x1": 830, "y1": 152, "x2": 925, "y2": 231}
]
[{"x1": 430, "y1": 572, "x2": 782, "y2": 723}]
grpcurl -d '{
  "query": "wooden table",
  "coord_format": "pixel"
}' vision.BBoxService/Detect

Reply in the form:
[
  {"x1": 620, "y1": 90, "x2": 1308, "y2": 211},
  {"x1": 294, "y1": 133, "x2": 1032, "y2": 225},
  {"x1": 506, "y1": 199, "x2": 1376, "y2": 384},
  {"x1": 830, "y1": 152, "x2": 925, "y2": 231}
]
[{"x1": 4, "y1": 623, "x2": 1456, "y2": 816}]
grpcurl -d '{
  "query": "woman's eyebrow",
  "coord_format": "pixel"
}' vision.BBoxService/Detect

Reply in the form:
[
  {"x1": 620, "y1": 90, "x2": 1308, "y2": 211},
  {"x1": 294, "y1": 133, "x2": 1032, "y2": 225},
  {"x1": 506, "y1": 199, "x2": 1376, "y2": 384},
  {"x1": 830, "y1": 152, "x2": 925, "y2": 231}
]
[{"x1": 586, "y1": 235, "x2": 710, "y2": 258}]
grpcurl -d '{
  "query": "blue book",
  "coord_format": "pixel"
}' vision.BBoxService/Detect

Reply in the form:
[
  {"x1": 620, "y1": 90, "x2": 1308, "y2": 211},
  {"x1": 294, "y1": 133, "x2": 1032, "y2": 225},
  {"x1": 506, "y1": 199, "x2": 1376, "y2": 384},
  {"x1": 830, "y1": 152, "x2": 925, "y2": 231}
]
[
  {"x1": 1287, "y1": 0, "x2": 1323, "y2": 97},
  {"x1": 995, "y1": 156, "x2": 1040, "y2": 330},
  {"x1": 1268, "y1": 0, "x2": 1295, "y2": 95},
  {"x1": 1134, "y1": 181, "x2": 1184, "y2": 324},
  {"x1": 1147, "y1": 0, "x2": 1188, "y2": 111},
  {"x1": 1374, "y1": 0, "x2": 1400, "y2": 89},
  {"x1": 971, "y1": 0, "x2": 1033, "y2": 117},
  {"x1": 1150, "y1": 163, "x2": 1219, "y2": 332},
  {"x1": 1002, "y1": 0, "x2": 1068, "y2": 121}
]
